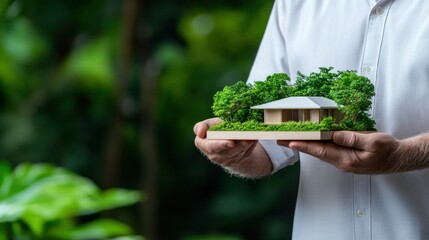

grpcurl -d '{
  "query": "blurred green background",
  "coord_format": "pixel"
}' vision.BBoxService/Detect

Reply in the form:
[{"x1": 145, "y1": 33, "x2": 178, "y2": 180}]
[{"x1": 0, "y1": 0, "x2": 299, "y2": 239}]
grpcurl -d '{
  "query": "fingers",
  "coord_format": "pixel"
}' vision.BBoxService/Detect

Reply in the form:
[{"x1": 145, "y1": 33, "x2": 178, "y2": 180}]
[
  {"x1": 209, "y1": 140, "x2": 257, "y2": 163},
  {"x1": 280, "y1": 132, "x2": 373, "y2": 161},
  {"x1": 193, "y1": 118, "x2": 257, "y2": 165},
  {"x1": 333, "y1": 131, "x2": 369, "y2": 150},
  {"x1": 277, "y1": 131, "x2": 371, "y2": 151},
  {"x1": 281, "y1": 140, "x2": 347, "y2": 162},
  {"x1": 193, "y1": 117, "x2": 223, "y2": 138},
  {"x1": 194, "y1": 137, "x2": 235, "y2": 155},
  {"x1": 333, "y1": 131, "x2": 399, "y2": 153},
  {"x1": 194, "y1": 117, "x2": 231, "y2": 154},
  {"x1": 195, "y1": 137, "x2": 256, "y2": 167},
  {"x1": 278, "y1": 140, "x2": 361, "y2": 171},
  {"x1": 278, "y1": 133, "x2": 400, "y2": 174},
  {"x1": 195, "y1": 138, "x2": 255, "y2": 158},
  {"x1": 224, "y1": 140, "x2": 257, "y2": 159}
]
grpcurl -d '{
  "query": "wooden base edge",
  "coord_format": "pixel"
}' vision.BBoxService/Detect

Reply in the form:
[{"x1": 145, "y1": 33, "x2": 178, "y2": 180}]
[{"x1": 206, "y1": 131, "x2": 336, "y2": 140}]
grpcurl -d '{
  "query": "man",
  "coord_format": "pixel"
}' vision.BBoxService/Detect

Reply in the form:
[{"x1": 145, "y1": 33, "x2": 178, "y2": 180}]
[{"x1": 194, "y1": 0, "x2": 429, "y2": 239}]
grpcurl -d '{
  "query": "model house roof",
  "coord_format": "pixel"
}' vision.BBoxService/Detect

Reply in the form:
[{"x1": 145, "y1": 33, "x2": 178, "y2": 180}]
[{"x1": 251, "y1": 96, "x2": 338, "y2": 109}]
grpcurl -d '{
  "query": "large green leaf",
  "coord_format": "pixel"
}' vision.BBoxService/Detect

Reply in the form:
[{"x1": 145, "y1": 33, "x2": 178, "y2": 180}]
[
  {"x1": 78, "y1": 188, "x2": 143, "y2": 216},
  {"x1": 47, "y1": 218, "x2": 135, "y2": 240},
  {"x1": 0, "y1": 161, "x2": 141, "y2": 236}
]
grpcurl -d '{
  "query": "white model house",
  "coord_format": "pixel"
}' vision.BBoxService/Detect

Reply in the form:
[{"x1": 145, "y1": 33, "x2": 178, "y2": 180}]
[{"x1": 251, "y1": 96, "x2": 343, "y2": 125}]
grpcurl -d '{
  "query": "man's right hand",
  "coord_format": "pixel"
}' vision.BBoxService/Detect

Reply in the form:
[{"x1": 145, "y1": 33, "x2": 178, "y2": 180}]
[{"x1": 193, "y1": 117, "x2": 273, "y2": 178}]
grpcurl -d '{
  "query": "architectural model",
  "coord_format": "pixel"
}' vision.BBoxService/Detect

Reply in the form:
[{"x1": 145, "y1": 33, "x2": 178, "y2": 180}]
[{"x1": 207, "y1": 68, "x2": 376, "y2": 140}]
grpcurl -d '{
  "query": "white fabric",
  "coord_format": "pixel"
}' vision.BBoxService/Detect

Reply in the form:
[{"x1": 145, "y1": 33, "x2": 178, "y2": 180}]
[
  {"x1": 259, "y1": 140, "x2": 298, "y2": 171},
  {"x1": 247, "y1": 0, "x2": 429, "y2": 239}
]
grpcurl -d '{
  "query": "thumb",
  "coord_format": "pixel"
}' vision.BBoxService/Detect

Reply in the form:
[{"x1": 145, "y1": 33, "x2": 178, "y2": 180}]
[
  {"x1": 333, "y1": 131, "x2": 367, "y2": 149},
  {"x1": 193, "y1": 122, "x2": 208, "y2": 138},
  {"x1": 193, "y1": 118, "x2": 223, "y2": 138}
]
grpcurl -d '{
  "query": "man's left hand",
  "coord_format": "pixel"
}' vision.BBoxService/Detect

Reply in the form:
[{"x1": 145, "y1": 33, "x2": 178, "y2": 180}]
[{"x1": 278, "y1": 131, "x2": 403, "y2": 174}]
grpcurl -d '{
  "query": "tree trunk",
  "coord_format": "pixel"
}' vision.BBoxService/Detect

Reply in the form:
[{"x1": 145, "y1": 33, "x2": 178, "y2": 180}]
[
  {"x1": 103, "y1": 0, "x2": 139, "y2": 188},
  {"x1": 140, "y1": 58, "x2": 158, "y2": 240}
]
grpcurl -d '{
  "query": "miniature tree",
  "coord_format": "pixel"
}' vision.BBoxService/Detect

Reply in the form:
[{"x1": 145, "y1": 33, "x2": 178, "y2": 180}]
[
  {"x1": 291, "y1": 67, "x2": 338, "y2": 97},
  {"x1": 212, "y1": 73, "x2": 291, "y2": 122},
  {"x1": 251, "y1": 73, "x2": 291, "y2": 103},
  {"x1": 212, "y1": 81, "x2": 254, "y2": 122},
  {"x1": 248, "y1": 73, "x2": 291, "y2": 121},
  {"x1": 329, "y1": 70, "x2": 376, "y2": 130},
  {"x1": 290, "y1": 68, "x2": 376, "y2": 130}
]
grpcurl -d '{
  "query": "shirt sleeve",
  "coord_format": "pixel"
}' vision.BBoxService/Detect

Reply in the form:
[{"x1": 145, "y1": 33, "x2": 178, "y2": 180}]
[
  {"x1": 247, "y1": 0, "x2": 298, "y2": 173},
  {"x1": 247, "y1": 0, "x2": 289, "y2": 84},
  {"x1": 259, "y1": 140, "x2": 299, "y2": 173}
]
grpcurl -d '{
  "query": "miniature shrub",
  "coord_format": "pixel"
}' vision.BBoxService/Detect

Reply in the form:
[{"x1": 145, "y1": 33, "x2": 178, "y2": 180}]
[
  {"x1": 339, "y1": 113, "x2": 376, "y2": 131},
  {"x1": 212, "y1": 74, "x2": 291, "y2": 123},
  {"x1": 329, "y1": 70, "x2": 376, "y2": 130},
  {"x1": 209, "y1": 121, "x2": 265, "y2": 131},
  {"x1": 318, "y1": 117, "x2": 342, "y2": 131},
  {"x1": 265, "y1": 122, "x2": 321, "y2": 131},
  {"x1": 212, "y1": 81, "x2": 254, "y2": 123},
  {"x1": 290, "y1": 67, "x2": 337, "y2": 97},
  {"x1": 251, "y1": 73, "x2": 291, "y2": 104}
]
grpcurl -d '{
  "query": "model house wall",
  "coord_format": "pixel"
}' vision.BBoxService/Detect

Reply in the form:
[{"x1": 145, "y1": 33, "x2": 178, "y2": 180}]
[{"x1": 252, "y1": 96, "x2": 343, "y2": 125}]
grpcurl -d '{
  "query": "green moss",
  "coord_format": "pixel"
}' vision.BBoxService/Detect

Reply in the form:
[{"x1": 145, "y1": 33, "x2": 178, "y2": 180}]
[{"x1": 210, "y1": 118, "x2": 343, "y2": 131}]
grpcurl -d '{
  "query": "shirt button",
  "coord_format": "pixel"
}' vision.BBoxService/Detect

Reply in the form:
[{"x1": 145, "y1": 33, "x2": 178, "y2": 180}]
[
  {"x1": 356, "y1": 208, "x2": 366, "y2": 217},
  {"x1": 364, "y1": 66, "x2": 373, "y2": 74},
  {"x1": 375, "y1": 7, "x2": 384, "y2": 15}
]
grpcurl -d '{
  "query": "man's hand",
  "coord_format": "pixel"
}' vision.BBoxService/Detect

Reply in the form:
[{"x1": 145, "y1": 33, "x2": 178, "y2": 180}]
[
  {"x1": 194, "y1": 118, "x2": 272, "y2": 178},
  {"x1": 278, "y1": 131, "x2": 406, "y2": 174}
]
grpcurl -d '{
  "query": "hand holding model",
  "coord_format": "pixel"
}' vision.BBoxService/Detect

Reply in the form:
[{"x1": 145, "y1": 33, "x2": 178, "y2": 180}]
[
  {"x1": 279, "y1": 131, "x2": 429, "y2": 174},
  {"x1": 193, "y1": 117, "x2": 272, "y2": 178}
]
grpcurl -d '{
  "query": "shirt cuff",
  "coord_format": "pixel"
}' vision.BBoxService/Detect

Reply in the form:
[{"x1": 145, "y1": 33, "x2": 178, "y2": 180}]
[{"x1": 259, "y1": 140, "x2": 299, "y2": 173}]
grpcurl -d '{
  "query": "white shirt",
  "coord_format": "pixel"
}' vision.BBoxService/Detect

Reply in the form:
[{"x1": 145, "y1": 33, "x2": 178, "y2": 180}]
[{"x1": 247, "y1": 0, "x2": 429, "y2": 239}]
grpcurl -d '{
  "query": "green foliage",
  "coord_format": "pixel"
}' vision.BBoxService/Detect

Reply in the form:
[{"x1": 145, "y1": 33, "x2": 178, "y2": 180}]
[
  {"x1": 210, "y1": 120, "x2": 341, "y2": 131},
  {"x1": 61, "y1": 36, "x2": 116, "y2": 89},
  {"x1": 212, "y1": 81, "x2": 253, "y2": 122},
  {"x1": 47, "y1": 220, "x2": 145, "y2": 240},
  {"x1": 212, "y1": 67, "x2": 376, "y2": 131},
  {"x1": 292, "y1": 68, "x2": 376, "y2": 130},
  {"x1": 0, "y1": 1, "x2": 13, "y2": 21},
  {"x1": 291, "y1": 67, "x2": 338, "y2": 97},
  {"x1": 210, "y1": 121, "x2": 265, "y2": 131},
  {"x1": 318, "y1": 117, "x2": 342, "y2": 131},
  {"x1": 0, "y1": 0, "x2": 300, "y2": 239},
  {"x1": 329, "y1": 70, "x2": 376, "y2": 130},
  {"x1": 212, "y1": 73, "x2": 291, "y2": 123},
  {"x1": 251, "y1": 73, "x2": 290, "y2": 103},
  {"x1": 249, "y1": 73, "x2": 291, "y2": 121},
  {"x1": 0, "y1": 161, "x2": 142, "y2": 240},
  {"x1": 339, "y1": 113, "x2": 376, "y2": 131},
  {"x1": 265, "y1": 122, "x2": 325, "y2": 131}
]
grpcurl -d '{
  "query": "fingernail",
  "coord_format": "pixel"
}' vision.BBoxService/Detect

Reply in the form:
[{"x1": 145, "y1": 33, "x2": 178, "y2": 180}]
[
  {"x1": 288, "y1": 142, "x2": 302, "y2": 150},
  {"x1": 194, "y1": 125, "x2": 200, "y2": 133}
]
